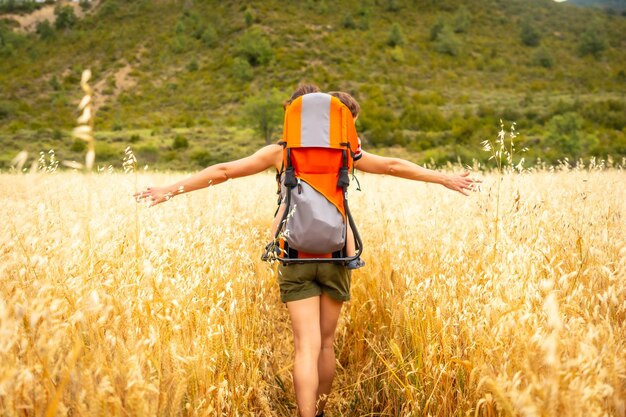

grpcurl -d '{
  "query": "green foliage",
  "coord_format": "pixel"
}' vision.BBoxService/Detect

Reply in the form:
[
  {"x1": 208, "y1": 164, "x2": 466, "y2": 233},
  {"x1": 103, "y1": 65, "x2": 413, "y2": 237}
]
[
  {"x1": 190, "y1": 148, "x2": 212, "y2": 167},
  {"x1": 244, "y1": 7, "x2": 255, "y2": 27},
  {"x1": 36, "y1": 20, "x2": 55, "y2": 40},
  {"x1": 342, "y1": 14, "x2": 357, "y2": 30},
  {"x1": 387, "y1": 23, "x2": 405, "y2": 47},
  {"x1": 71, "y1": 138, "x2": 86, "y2": 152},
  {"x1": 0, "y1": 0, "x2": 39, "y2": 13},
  {"x1": 433, "y1": 25, "x2": 460, "y2": 56},
  {"x1": 187, "y1": 59, "x2": 199, "y2": 72},
  {"x1": 386, "y1": 0, "x2": 400, "y2": 12},
  {"x1": 0, "y1": 0, "x2": 624, "y2": 167},
  {"x1": 453, "y1": 6, "x2": 471, "y2": 33},
  {"x1": 400, "y1": 105, "x2": 449, "y2": 132},
  {"x1": 242, "y1": 89, "x2": 284, "y2": 145},
  {"x1": 170, "y1": 34, "x2": 188, "y2": 54},
  {"x1": 232, "y1": 57, "x2": 253, "y2": 81},
  {"x1": 578, "y1": 25, "x2": 607, "y2": 57},
  {"x1": 545, "y1": 112, "x2": 598, "y2": 160},
  {"x1": 79, "y1": 0, "x2": 91, "y2": 12},
  {"x1": 98, "y1": 0, "x2": 119, "y2": 17},
  {"x1": 0, "y1": 100, "x2": 15, "y2": 119},
  {"x1": 533, "y1": 47, "x2": 553, "y2": 68},
  {"x1": 236, "y1": 28, "x2": 273, "y2": 66},
  {"x1": 0, "y1": 20, "x2": 25, "y2": 56},
  {"x1": 54, "y1": 5, "x2": 77, "y2": 30},
  {"x1": 520, "y1": 19, "x2": 541, "y2": 47},
  {"x1": 201, "y1": 25, "x2": 218, "y2": 48},
  {"x1": 429, "y1": 17, "x2": 444, "y2": 41},
  {"x1": 172, "y1": 134, "x2": 189, "y2": 150}
]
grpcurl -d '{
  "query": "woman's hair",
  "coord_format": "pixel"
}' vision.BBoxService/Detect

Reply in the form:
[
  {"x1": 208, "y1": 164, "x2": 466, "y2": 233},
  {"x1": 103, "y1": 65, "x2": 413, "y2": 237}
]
[
  {"x1": 283, "y1": 83, "x2": 320, "y2": 109},
  {"x1": 329, "y1": 91, "x2": 360, "y2": 118}
]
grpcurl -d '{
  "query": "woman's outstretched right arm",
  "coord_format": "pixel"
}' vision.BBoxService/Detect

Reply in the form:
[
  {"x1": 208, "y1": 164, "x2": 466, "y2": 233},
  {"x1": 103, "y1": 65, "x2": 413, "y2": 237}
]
[{"x1": 135, "y1": 144, "x2": 282, "y2": 206}]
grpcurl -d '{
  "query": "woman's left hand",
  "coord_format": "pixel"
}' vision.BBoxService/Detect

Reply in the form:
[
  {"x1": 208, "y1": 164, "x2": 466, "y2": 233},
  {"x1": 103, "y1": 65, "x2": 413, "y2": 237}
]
[{"x1": 443, "y1": 171, "x2": 481, "y2": 196}]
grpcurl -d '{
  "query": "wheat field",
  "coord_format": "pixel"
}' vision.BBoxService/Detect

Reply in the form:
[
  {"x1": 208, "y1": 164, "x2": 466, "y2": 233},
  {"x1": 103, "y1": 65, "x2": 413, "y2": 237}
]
[{"x1": 0, "y1": 167, "x2": 624, "y2": 417}]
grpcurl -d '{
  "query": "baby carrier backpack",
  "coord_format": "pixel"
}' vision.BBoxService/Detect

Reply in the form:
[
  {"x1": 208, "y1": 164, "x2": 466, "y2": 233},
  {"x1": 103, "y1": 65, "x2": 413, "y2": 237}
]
[{"x1": 263, "y1": 92, "x2": 363, "y2": 264}]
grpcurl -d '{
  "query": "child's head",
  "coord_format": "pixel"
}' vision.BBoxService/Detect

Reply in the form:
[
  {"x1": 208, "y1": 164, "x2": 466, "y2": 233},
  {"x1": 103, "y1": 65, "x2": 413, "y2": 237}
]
[
  {"x1": 329, "y1": 91, "x2": 360, "y2": 119},
  {"x1": 284, "y1": 83, "x2": 320, "y2": 109}
]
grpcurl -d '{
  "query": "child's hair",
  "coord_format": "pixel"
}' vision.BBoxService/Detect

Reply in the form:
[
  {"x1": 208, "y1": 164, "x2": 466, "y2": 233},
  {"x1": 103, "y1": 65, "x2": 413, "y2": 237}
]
[
  {"x1": 328, "y1": 91, "x2": 360, "y2": 118},
  {"x1": 283, "y1": 83, "x2": 320, "y2": 109}
]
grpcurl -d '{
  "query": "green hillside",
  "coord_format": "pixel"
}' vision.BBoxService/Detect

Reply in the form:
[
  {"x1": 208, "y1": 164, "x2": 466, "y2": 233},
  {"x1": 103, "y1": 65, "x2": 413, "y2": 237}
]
[{"x1": 1, "y1": 0, "x2": 625, "y2": 170}]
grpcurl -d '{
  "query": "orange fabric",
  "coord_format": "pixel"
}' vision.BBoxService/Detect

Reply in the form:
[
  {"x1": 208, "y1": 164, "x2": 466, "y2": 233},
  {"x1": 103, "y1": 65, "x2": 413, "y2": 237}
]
[
  {"x1": 280, "y1": 93, "x2": 361, "y2": 260},
  {"x1": 284, "y1": 98, "x2": 302, "y2": 147},
  {"x1": 282, "y1": 148, "x2": 346, "y2": 216}
]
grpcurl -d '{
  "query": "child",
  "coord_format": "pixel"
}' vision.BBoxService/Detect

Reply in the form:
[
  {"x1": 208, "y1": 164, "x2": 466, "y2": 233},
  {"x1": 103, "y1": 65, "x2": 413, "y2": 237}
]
[{"x1": 329, "y1": 91, "x2": 365, "y2": 270}]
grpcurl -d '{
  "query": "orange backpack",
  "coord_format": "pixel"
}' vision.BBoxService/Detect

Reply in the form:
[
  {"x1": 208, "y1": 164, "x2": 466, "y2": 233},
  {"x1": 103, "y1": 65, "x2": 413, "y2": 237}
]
[{"x1": 263, "y1": 92, "x2": 363, "y2": 264}]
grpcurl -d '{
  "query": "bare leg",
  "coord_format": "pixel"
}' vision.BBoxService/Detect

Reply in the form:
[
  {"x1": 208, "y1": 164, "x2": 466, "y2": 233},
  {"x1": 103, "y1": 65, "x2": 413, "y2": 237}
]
[
  {"x1": 346, "y1": 223, "x2": 355, "y2": 256},
  {"x1": 286, "y1": 297, "x2": 321, "y2": 417},
  {"x1": 316, "y1": 293, "x2": 343, "y2": 414}
]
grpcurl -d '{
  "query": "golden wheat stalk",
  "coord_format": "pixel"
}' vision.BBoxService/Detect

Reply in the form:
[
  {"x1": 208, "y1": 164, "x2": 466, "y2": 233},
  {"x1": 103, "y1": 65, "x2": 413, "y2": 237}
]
[{"x1": 68, "y1": 69, "x2": 95, "y2": 171}]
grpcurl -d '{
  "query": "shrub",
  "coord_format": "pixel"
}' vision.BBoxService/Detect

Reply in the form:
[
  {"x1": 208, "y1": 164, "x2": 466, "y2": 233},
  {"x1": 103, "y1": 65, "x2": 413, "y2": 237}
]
[
  {"x1": 71, "y1": 138, "x2": 86, "y2": 152},
  {"x1": 244, "y1": 7, "x2": 254, "y2": 26},
  {"x1": 201, "y1": 25, "x2": 218, "y2": 48},
  {"x1": 236, "y1": 29, "x2": 273, "y2": 66},
  {"x1": 170, "y1": 35, "x2": 188, "y2": 54},
  {"x1": 386, "y1": 0, "x2": 400, "y2": 12},
  {"x1": 187, "y1": 60, "x2": 199, "y2": 72},
  {"x1": 190, "y1": 149, "x2": 212, "y2": 167},
  {"x1": 533, "y1": 47, "x2": 553, "y2": 68},
  {"x1": 54, "y1": 5, "x2": 77, "y2": 30},
  {"x1": 545, "y1": 112, "x2": 597, "y2": 160},
  {"x1": 232, "y1": 57, "x2": 253, "y2": 81},
  {"x1": 520, "y1": 19, "x2": 541, "y2": 47},
  {"x1": 434, "y1": 26, "x2": 460, "y2": 56},
  {"x1": 578, "y1": 25, "x2": 607, "y2": 57},
  {"x1": 400, "y1": 105, "x2": 448, "y2": 132},
  {"x1": 36, "y1": 20, "x2": 55, "y2": 40},
  {"x1": 342, "y1": 14, "x2": 357, "y2": 30},
  {"x1": 242, "y1": 89, "x2": 284, "y2": 145},
  {"x1": 0, "y1": 100, "x2": 15, "y2": 119},
  {"x1": 98, "y1": 0, "x2": 119, "y2": 17},
  {"x1": 172, "y1": 134, "x2": 189, "y2": 150},
  {"x1": 453, "y1": 6, "x2": 471, "y2": 33},
  {"x1": 429, "y1": 17, "x2": 444, "y2": 41},
  {"x1": 387, "y1": 23, "x2": 405, "y2": 47}
]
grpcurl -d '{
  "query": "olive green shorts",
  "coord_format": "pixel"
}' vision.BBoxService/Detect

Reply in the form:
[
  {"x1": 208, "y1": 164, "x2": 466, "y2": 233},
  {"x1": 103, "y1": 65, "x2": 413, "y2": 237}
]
[{"x1": 277, "y1": 263, "x2": 352, "y2": 303}]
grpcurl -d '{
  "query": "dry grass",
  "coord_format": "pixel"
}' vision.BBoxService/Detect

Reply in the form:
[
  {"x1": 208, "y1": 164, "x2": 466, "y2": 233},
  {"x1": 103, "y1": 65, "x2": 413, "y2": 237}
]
[{"x1": 0, "y1": 168, "x2": 624, "y2": 416}]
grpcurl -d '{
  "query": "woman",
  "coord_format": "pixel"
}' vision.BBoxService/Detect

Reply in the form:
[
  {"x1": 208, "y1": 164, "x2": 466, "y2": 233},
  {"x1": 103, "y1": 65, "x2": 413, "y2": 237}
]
[{"x1": 135, "y1": 84, "x2": 478, "y2": 417}]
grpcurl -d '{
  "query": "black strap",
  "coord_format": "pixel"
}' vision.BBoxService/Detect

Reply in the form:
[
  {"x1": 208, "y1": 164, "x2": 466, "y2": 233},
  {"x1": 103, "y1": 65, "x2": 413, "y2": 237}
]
[
  {"x1": 284, "y1": 149, "x2": 297, "y2": 187},
  {"x1": 337, "y1": 149, "x2": 350, "y2": 190}
]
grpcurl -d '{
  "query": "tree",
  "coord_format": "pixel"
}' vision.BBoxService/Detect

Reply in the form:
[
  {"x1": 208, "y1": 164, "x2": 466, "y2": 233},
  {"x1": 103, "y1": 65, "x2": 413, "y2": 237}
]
[
  {"x1": 387, "y1": 23, "x2": 405, "y2": 47},
  {"x1": 236, "y1": 28, "x2": 273, "y2": 66},
  {"x1": 545, "y1": 112, "x2": 597, "y2": 161},
  {"x1": 54, "y1": 5, "x2": 77, "y2": 30},
  {"x1": 434, "y1": 25, "x2": 460, "y2": 56},
  {"x1": 520, "y1": 20, "x2": 541, "y2": 47},
  {"x1": 578, "y1": 25, "x2": 607, "y2": 57},
  {"x1": 243, "y1": 90, "x2": 284, "y2": 145}
]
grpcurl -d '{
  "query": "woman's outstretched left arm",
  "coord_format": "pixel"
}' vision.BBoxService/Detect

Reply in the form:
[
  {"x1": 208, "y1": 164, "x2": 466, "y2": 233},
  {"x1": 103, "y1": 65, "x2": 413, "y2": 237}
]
[
  {"x1": 135, "y1": 144, "x2": 282, "y2": 206},
  {"x1": 354, "y1": 151, "x2": 479, "y2": 196}
]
